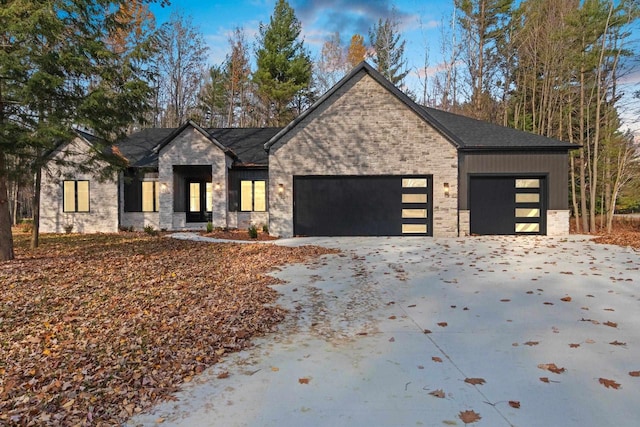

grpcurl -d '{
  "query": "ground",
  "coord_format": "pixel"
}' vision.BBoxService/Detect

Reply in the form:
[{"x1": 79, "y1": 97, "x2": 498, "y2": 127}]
[
  {"x1": 1, "y1": 223, "x2": 639, "y2": 426},
  {"x1": 0, "y1": 231, "x2": 336, "y2": 425}
]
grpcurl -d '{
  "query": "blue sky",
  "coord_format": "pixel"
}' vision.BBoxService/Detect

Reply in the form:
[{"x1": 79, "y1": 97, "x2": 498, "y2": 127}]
[{"x1": 149, "y1": 0, "x2": 455, "y2": 95}]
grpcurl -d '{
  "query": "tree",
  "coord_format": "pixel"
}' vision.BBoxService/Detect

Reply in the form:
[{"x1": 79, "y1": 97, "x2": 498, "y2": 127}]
[
  {"x1": 0, "y1": 0, "x2": 159, "y2": 260},
  {"x1": 253, "y1": 0, "x2": 312, "y2": 126},
  {"x1": 455, "y1": 0, "x2": 513, "y2": 121},
  {"x1": 155, "y1": 10, "x2": 209, "y2": 127},
  {"x1": 347, "y1": 34, "x2": 367, "y2": 67},
  {"x1": 368, "y1": 9, "x2": 409, "y2": 86},
  {"x1": 225, "y1": 27, "x2": 252, "y2": 127},
  {"x1": 315, "y1": 32, "x2": 349, "y2": 94},
  {"x1": 198, "y1": 64, "x2": 228, "y2": 127}
]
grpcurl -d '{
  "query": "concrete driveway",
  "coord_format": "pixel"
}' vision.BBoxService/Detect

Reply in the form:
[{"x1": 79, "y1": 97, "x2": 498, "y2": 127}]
[{"x1": 129, "y1": 236, "x2": 640, "y2": 427}]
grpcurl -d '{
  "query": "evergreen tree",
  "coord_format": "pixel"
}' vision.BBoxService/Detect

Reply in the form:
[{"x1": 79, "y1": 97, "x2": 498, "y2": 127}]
[
  {"x1": 0, "y1": 0, "x2": 159, "y2": 260},
  {"x1": 253, "y1": 0, "x2": 312, "y2": 126},
  {"x1": 368, "y1": 10, "x2": 409, "y2": 85}
]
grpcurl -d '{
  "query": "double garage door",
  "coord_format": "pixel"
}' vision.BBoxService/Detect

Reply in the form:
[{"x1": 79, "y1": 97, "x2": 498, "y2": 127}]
[
  {"x1": 469, "y1": 176, "x2": 546, "y2": 235},
  {"x1": 294, "y1": 176, "x2": 432, "y2": 236}
]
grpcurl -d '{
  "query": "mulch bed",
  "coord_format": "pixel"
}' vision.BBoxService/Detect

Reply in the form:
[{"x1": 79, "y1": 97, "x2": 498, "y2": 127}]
[{"x1": 202, "y1": 228, "x2": 278, "y2": 241}]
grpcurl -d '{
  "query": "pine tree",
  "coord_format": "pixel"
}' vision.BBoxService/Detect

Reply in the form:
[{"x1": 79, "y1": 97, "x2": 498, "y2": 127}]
[
  {"x1": 368, "y1": 10, "x2": 409, "y2": 85},
  {"x1": 253, "y1": 0, "x2": 312, "y2": 126},
  {"x1": 0, "y1": 0, "x2": 159, "y2": 260}
]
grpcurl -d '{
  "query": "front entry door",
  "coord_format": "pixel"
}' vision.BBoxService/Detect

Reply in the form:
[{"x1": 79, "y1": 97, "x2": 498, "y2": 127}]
[{"x1": 186, "y1": 180, "x2": 212, "y2": 223}]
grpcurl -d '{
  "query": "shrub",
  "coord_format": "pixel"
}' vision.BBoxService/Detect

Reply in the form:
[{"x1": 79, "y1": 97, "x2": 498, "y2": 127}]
[
  {"x1": 20, "y1": 219, "x2": 33, "y2": 233},
  {"x1": 144, "y1": 225, "x2": 158, "y2": 236},
  {"x1": 64, "y1": 224, "x2": 73, "y2": 234},
  {"x1": 262, "y1": 224, "x2": 269, "y2": 233},
  {"x1": 206, "y1": 222, "x2": 214, "y2": 233},
  {"x1": 248, "y1": 224, "x2": 258, "y2": 239},
  {"x1": 119, "y1": 225, "x2": 134, "y2": 232}
]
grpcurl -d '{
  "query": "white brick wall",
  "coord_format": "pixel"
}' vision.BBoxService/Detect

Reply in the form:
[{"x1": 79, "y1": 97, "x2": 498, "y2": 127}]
[
  {"x1": 268, "y1": 71, "x2": 459, "y2": 238},
  {"x1": 158, "y1": 127, "x2": 229, "y2": 230},
  {"x1": 547, "y1": 210, "x2": 570, "y2": 236},
  {"x1": 40, "y1": 137, "x2": 119, "y2": 233}
]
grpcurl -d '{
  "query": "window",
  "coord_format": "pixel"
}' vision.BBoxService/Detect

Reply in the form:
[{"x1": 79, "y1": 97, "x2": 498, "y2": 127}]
[
  {"x1": 63, "y1": 180, "x2": 89, "y2": 212},
  {"x1": 240, "y1": 180, "x2": 266, "y2": 212},
  {"x1": 142, "y1": 181, "x2": 160, "y2": 212}
]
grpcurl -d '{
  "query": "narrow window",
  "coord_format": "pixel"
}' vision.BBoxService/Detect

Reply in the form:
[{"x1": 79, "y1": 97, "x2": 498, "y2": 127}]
[
  {"x1": 63, "y1": 180, "x2": 90, "y2": 212},
  {"x1": 189, "y1": 183, "x2": 201, "y2": 212},
  {"x1": 142, "y1": 181, "x2": 159, "y2": 212},
  {"x1": 206, "y1": 183, "x2": 213, "y2": 212},
  {"x1": 240, "y1": 180, "x2": 267, "y2": 212}
]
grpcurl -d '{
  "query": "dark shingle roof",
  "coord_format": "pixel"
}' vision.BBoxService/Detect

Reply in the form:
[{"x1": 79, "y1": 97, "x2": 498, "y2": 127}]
[
  {"x1": 423, "y1": 107, "x2": 576, "y2": 150},
  {"x1": 209, "y1": 128, "x2": 281, "y2": 165},
  {"x1": 116, "y1": 126, "x2": 281, "y2": 168},
  {"x1": 116, "y1": 128, "x2": 174, "y2": 167}
]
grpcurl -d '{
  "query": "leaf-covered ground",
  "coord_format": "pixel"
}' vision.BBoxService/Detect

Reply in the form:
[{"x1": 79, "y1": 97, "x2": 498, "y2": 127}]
[{"x1": 0, "y1": 232, "x2": 337, "y2": 425}]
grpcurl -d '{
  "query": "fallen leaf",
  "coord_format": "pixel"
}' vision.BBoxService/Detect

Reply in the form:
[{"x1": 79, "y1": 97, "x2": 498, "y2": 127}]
[
  {"x1": 429, "y1": 389, "x2": 445, "y2": 398},
  {"x1": 423, "y1": 329, "x2": 432, "y2": 334},
  {"x1": 569, "y1": 343, "x2": 580, "y2": 348},
  {"x1": 604, "y1": 321, "x2": 618, "y2": 328},
  {"x1": 585, "y1": 339, "x2": 596, "y2": 344},
  {"x1": 437, "y1": 322, "x2": 448, "y2": 327},
  {"x1": 500, "y1": 299, "x2": 511, "y2": 302},
  {"x1": 538, "y1": 363, "x2": 566, "y2": 374},
  {"x1": 459, "y1": 410, "x2": 482, "y2": 424},
  {"x1": 464, "y1": 378, "x2": 486, "y2": 386},
  {"x1": 604, "y1": 308, "x2": 615, "y2": 311},
  {"x1": 609, "y1": 340, "x2": 626, "y2": 346},
  {"x1": 217, "y1": 371, "x2": 229, "y2": 379},
  {"x1": 388, "y1": 315, "x2": 397, "y2": 320},
  {"x1": 389, "y1": 337, "x2": 395, "y2": 342},
  {"x1": 407, "y1": 304, "x2": 416, "y2": 308},
  {"x1": 560, "y1": 296, "x2": 572, "y2": 302},
  {"x1": 417, "y1": 365, "x2": 424, "y2": 369},
  {"x1": 540, "y1": 377, "x2": 550, "y2": 383},
  {"x1": 271, "y1": 367, "x2": 279, "y2": 372},
  {"x1": 432, "y1": 357, "x2": 443, "y2": 363},
  {"x1": 629, "y1": 371, "x2": 640, "y2": 377},
  {"x1": 598, "y1": 378, "x2": 621, "y2": 389},
  {"x1": 298, "y1": 378, "x2": 310, "y2": 384},
  {"x1": 524, "y1": 341, "x2": 539, "y2": 346},
  {"x1": 508, "y1": 401, "x2": 521, "y2": 409},
  {"x1": 544, "y1": 302, "x2": 554, "y2": 305}
]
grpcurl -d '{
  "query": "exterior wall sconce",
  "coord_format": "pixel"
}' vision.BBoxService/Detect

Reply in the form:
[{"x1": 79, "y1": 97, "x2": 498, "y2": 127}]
[
  {"x1": 278, "y1": 183, "x2": 285, "y2": 194},
  {"x1": 215, "y1": 182, "x2": 221, "y2": 190},
  {"x1": 160, "y1": 182, "x2": 168, "y2": 193},
  {"x1": 444, "y1": 182, "x2": 450, "y2": 197}
]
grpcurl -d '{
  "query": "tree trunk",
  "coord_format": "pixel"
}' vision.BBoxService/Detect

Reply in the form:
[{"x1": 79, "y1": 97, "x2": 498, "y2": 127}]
[
  {"x1": 31, "y1": 167, "x2": 41, "y2": 249},
  {"x1": 0, "y1": 150, "x2": 15, "y2": 261}
]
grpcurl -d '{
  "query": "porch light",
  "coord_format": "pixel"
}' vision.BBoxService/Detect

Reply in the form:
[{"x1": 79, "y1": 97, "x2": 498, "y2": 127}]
[
  {"x1": 444, "y1": 182, "x2": 450, "y2": 197},
  {"x1": 278, "y1": 183, "x2": 284, "y2": 194},
  {"x1": 160, "y1": 182, "x2": 168, "y2": 193},
  {"x1": 215, "y1": 182, "x2": 221, "y2": 190}
]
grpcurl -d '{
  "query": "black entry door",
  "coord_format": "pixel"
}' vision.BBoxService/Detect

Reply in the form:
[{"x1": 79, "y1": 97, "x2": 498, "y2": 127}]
[
  {"x1": 469, "y1": 176, "x2": 546, "y2": 235},
  {"x1": 293, "y1": 176, "x2": 432, "y2": 236},
  {"x1": 186, "y1": 180, "x2": 211, "y2": 223}
]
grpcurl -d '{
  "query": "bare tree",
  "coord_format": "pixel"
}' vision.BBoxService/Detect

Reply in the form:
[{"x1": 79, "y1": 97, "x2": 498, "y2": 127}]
[
  {"x1": 315, "y1": 32, "x2": 349, "y2": 94},
  {"x1": 156, "y1": 11, "x2": 209, "y2": 127}
]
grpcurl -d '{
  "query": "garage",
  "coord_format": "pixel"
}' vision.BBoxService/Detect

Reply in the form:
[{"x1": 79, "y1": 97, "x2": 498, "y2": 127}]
[
  {"x1": 293, "y1": 176, "x2": 432, "y2": 236},
  {"x1": 469, "y1": 176, "x2": 546, "y2": 235}
]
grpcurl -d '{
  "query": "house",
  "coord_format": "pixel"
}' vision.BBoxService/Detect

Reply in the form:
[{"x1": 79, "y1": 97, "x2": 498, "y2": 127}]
[{"x1": 40, "y1": 62, "x2": 576, "y2": 237}]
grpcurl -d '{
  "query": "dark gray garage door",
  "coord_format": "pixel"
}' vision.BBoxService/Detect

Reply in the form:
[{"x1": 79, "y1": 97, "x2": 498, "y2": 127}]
[
  {"x1": 293, "y1": 176, "x2": 432, "y2": 236},
  {"x1": 469, "y1": 176, "x2": 546, "y2": 235}
]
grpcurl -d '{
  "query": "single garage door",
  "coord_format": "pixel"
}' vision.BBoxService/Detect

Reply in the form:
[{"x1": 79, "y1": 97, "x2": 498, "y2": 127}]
[
  {"x1": 293, "y1": 175, "x2": 432, "y2": 236},
  {"x1": 469, "y1": 176, "x2": 546, "y2": 235}
]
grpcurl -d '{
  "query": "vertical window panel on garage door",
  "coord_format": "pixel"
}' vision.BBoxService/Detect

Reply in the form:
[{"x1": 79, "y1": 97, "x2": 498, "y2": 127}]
[
  {"x1": 470, "y1": 176, "x2": 546, "y2": 235},
  {"x1": 293, "y1": 175, "x2": 432, "y2": 236}
]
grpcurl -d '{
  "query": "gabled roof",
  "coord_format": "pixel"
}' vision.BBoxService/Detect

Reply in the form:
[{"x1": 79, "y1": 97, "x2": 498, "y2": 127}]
[
  {"x1": 116, "y1": 124, "x2": 281, "y2": 168},
  {"x1": 264, "y1": 61, "x2": 576, "y2": 152},
  {"x1": 152, "y1": 120, "x2": 238, "y2": 159}
]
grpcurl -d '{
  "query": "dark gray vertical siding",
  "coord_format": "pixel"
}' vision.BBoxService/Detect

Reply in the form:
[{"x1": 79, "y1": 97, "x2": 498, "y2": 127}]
[{"x1": 459, "y1": 151, "x2": 568, "y2": 210}]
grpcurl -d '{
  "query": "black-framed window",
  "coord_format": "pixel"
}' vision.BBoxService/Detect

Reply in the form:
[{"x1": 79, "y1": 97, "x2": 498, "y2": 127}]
[
  {"x1": 240, "y1": 180, "x2": 266, "y2": 212},
  {"x1": 142, "y1": 181, "x2": 160, "y2": 212},
  {"x1": 63, "y1": 180, "x2": 90, "y2": 212}
]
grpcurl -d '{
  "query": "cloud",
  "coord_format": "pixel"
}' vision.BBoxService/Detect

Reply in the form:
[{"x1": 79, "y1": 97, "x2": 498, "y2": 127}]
[{"x1": 293, "y1": 0, "x2": 416, "y2": 38}]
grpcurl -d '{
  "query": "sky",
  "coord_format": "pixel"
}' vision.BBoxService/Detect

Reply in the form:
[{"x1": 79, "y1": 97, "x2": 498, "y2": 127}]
[{"x1": 148, "y1": 0, "x2": 640, "y2": 133}]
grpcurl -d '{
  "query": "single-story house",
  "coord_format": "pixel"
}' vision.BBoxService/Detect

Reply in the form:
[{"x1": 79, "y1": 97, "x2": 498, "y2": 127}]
[{"x1": 40, "y1": 61, "x2": 576, "y2": 237}]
